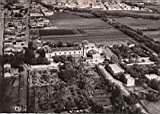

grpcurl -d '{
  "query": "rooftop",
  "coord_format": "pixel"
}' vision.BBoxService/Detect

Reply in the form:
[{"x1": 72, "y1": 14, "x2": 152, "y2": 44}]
[
  {"x1": 109, "y1": 64, "x2": 125, "y2": 74},
  {"x1": 145, "y1": 74, "x2": 160, "y2": 81},
  {"x1": 30, "y1": 63, "x2": 59, "y2": 70},
  {"x1": 51, "y1": 46, "x2": 81, "y2": 52}
]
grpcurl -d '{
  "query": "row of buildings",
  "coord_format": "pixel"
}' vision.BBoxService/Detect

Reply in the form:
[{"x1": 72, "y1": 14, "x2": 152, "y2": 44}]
[{"x1": 3, "y1": 3, "x2": 29, "y2": 56}]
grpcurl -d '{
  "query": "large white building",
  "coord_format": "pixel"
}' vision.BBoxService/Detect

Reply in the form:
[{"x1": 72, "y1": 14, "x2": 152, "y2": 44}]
[
  {"x1": 46, "y1": 47, "x2": 83, "y2": 58},
  {"x1": 125, "y1": 74, "x2": 135, "y2": 87},
  {"x1": 145, "y1": 74, "x2": 160, "y2": 81},
  {"x1": 108, "y1": 64, "x2": 125, "y2": 75}
]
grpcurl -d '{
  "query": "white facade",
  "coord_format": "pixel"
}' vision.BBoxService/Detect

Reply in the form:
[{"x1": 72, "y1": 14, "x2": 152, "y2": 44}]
[
  {"x1": 145, "y1": 74, "x2": 160, "y2": 81},
  {"x1": 125, "y1": 74, "x2": 135, "y2": 87},
  {"x1": 31, "y1": 63, "x2": 59, "y2": 71},
  {"x1": 30, "y1": 13, "x2": 43, "y2": 17},
  {"x1": 44, "y1": 11, "x2": 54, "y2": 16},
  {"x1": 84, "y1": 43, "x2": 103, "y2": 56},
  {"x1": 123, "y1": 57, "x2": 155, "y2": 66},
  {"x1": 85, "y1": 56, "x2": 104, "y2": 65},
  {"x1": 46, "y1": 49, "x2": 83, "y2": 58}
]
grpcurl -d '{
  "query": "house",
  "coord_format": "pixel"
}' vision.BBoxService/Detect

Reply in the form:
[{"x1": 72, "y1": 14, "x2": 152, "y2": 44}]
[
  {"x1": 4, "y1": 64, "x2": 19, "y2": 78},
  {"x1": 123, "y1": 57, "x2": 155, "y2": 66},
  {"x1": 4, "y1": 41, "x2": 13, "y2": 47},
  {"x1": 4, "y1": 72, "x2": 12, "y2": 78},
  {"x1": 145, "y1": 74, "x2": 160, "y2": 81},
  {"x1": 13, "y1": 9, "x2": 20, "y2": 14},
  {"x1": 4, "y1": 47, "x2": 15, "y2": 53},
  {"x1": 44, "y1": 11, "x2": 54, "y2": 17},
  {"x1": 30, "y1": 12, "x2": 43, "y2": 17},
  {"x1": 125, "y1": 74, "x2": 135, "y2": 87},
  {"x1": 30, "y1": 63, "x2": 59, "y2": 71},
  {"x1": 108, "y1": 64, "x2": 125, "y2": 75},
  {"x1": 4, "y1": 64, "x2": 11, "y2": 72},
  {"x1": 85, "y1": 56, "x2": 105, "y2": 65}
]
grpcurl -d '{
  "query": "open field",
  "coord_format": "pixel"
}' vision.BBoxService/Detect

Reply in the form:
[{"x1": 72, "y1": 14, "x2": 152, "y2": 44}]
[
  {"x1": 143, "y1": 30, "x2": 160, "y2": 40},
  {"x1": 114, "y1": 17, "x2": 160, "y2": 40},
  {"x1": 102, "y1": 10, "x2": 160, "y2": 19},
  {"x1": 114, "y1": 17, "x2": 160, "y2": 30},
  {"x1": 40, "y1": 12, "x2": 131, "y2": 42}
]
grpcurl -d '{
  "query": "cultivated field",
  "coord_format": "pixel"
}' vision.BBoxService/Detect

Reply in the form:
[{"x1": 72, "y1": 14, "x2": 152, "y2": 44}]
[
  {"x1": 114, "y1": 17, "x2": 160, "y2": 30},
  {"x1": 143, "y1": 30, "x2": 160, "y2": 40},
  {"x1": 40, "y1": 12, "x2": 131, "y2": 42},
  {"x1": 114, "y1": 17, "x2": 160, "y2": 40}
]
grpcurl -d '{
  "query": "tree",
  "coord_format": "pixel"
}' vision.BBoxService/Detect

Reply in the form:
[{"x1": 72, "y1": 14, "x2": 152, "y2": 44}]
[
  {"x1": 110, "y1": 86, "x2": 128, "y2": 113},
  {"x1": 136, "y1": 78, "x2": 146, "y2": 86},
  {"x1": 36, "y1": 56, "x2": 50, "y2": 65},
  {"x1": 24, "y1": 47, "x2": 35, "y2": 64},
  {"x1": 146, "y1": 92, "x2": 160, "y2": 102},
  {"x1": 64, "y1": 62, "x2": 73, "y2": 70},
  {"x1": 67, "y1": 55, "x2": 74, "y2": 63},
  {"x1": 110, "y1": 55, "x2": 119, "y2": 64},
  {"x1": 125, "y1": 94, "x2": 138, "y2": 105},
  {"x1": 59, "y1": 55, "x2": 67, "y2": 63},
  {"x1": 66, "y1": 42, "x2": 74, "y2": 47},
  {"x1": 53, "y1": 56, "x2": 61, "y2": 63},
  {"x1": 64, "y1": 97, "x2": 75, "y2": 110},
  {"x1": 137, "y1": 29, "x2": 143, "y2": 35},
  {"x1": 118, "y1": 73, "x2": 127, "y2": 84},
  {"x1": 149, "y1": 79, "x2": 160, "y2": 91},
  {"x1": 77, "y1": 76, "x2": 86, "y2": 89},
  {"x1": 111, "y1": 95, "x2": 126, "y2": 113},
  {"x1": 90, "y1": 102, "x2": 104, "y2": 113},
  {"x1": 74, "y1": 96, "x2": 88, "y2": 109},
  {"x1": 3, "y1": 54, "x2": 14, "y2": 65},
  {"x1": 53, "y1": 55, "x2": 67, "y2": 63},
  {"x1": 58, "y1": 69, "x2": 76, "y2": 83},
  {"x1": 56, "y1": 41, "x2": 63, "y2": 47},
  {"x1": 111, "y1": 86, "x2": 121, "y2": 97},
  {"x1": 0, "y1": 78, "x2": 15, "y2": 112},
  {"x1": 37, "y1": 48, "x2": 46, "y2": 58},
  {"x1": 54, "y1": 100, "x2": 65, "y2": 113},
  {"x1": 86, "y1": 52, "x2": 93, "y2": 58}
]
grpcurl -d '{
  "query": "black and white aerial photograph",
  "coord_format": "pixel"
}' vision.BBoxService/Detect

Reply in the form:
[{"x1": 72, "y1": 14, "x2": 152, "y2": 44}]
[{"x1": 1, "y1": 0, "x2": 160, "y2": 113}]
